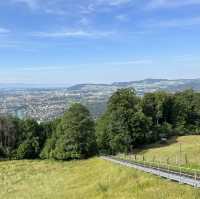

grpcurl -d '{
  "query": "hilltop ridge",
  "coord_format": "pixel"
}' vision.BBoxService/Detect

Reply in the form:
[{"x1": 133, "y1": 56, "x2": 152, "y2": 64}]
[{"x1": 1, "y1": 78, "x2": 200, "y2": 121}]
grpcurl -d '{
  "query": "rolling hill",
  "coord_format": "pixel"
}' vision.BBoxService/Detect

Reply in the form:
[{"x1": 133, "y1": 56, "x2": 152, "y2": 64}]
[
  {"x1": 1, "y1": 136, "x2": 200, "y2": 199},
  {"x1": 127, "y1": 135, "x2": 200, "y2": 169},
  {"x1": 0, "y1": 157, "x2": 199, "y2": 199}
]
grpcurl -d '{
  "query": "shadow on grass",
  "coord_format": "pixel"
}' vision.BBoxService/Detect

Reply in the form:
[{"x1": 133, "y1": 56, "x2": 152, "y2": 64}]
[
  {"x1": 132, "y1": 136, "x2": 179, "y2": 155},
  {"x1": 97, "y1": 182, "x2": 109, "y2": 193}
]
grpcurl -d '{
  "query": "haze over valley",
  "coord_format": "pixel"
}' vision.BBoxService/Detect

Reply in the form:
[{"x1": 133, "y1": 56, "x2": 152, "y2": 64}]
[{"x1": 1, "y1": 78, "x2": 200, "y2": 121}]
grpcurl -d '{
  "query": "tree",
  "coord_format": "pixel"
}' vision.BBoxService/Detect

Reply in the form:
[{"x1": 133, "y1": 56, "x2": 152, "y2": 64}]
[
  {"x1": 107, "y1": 88, "x2": 141, "y2": 154},
  {"x1": 95, "y1": 113, "x2": 112, "y2": 154},
  {"x1": 39, "y1": 118, "x2": 61, "y2": 159},
  {"x1": 173, "y1": 90, "x2": 200, "y2": 133},
  {"x1": 142, "y1": 92, "x2": 173, "y2": 126},
  {"x1": 0, "y1": 116, "x2": 20, "y2": 158},
  {"x1": 40, "y1": 137, "x2": 57, "y2": 159},
  {"x1": 142, "y1": 93, "x2": 157, "y2": 125},
  {"x1": 15, "y1": 119, "x2": 42, "y2": 159},
  {"x1": 52, "y1": 104, "x2": 97, "y2": 160},
  {"x1": 16, "y1": 137, "x2": 40, "y2": 159},
  {"x1": 142, "y1": 92, "x2": 174, "y2": 139},
  {"x1": 130, "y1": 111, "x2": 152, "y2": 145},
  {"x1": 96, "y1": 88, "x2": 153, "y2": 154}
]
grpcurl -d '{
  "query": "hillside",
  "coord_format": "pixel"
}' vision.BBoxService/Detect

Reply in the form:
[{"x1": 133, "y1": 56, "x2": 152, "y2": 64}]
[
  {"x1": 1, "y1": 158, "x2": 200, "y2": 199},
  {"x1": 66, "y1": 78, "x2": 200, "y2": 96},
  {"x1": 1, "y1": 78, "x2": 200, "y2": 121},
  {"x1": 128, "y1": 136, "x2": 200, "y2": 169}
]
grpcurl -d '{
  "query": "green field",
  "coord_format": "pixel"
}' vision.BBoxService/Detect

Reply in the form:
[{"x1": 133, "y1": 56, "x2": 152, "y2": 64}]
[
  {"x1": 1, "y1": 156, "x2": 200, "y2": 199},
  {"x1": 124, "y1": 135, "x2": 200, "y2": 169},
  {"x1": 1, "y1": 135, "x2": 200, "y2": 199}
]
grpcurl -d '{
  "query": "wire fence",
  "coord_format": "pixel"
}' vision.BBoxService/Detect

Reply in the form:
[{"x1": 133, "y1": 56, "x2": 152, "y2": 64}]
[{"x1": 112, "y1": 154, "x2": 200, "y2": 187}]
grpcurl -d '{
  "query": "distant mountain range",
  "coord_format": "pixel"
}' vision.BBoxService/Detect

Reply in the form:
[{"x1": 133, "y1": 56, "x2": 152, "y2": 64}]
[
  {"x1": 1, "y1": 78, "x2": 200, "y2": 94},
  {"x1": 66, "y1": 78, "x2": 200, "y2": 96},
  {"x1": 65, "y1": 78, "x2": 200, "y2": 118},
  {"x1": 1, "y1": 78, "x2": 200, "y2": 121}
]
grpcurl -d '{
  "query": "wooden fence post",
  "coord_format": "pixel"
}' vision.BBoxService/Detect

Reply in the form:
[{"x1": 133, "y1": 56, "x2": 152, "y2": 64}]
[
  {"x1": 195, "y1": 171, "x2": 197, "y2": 188},
  {"x1": 184, "y1": 153, "x2": 188, "y2": 165},
  {"x1": 168, "y1": 163, "x2": 170, "y2": 178},
  {"x1": 179, "y1": 167, "x2": 182, "y2": 184}
]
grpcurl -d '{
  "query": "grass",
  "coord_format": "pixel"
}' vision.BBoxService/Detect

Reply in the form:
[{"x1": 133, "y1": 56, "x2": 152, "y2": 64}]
[
  {"x1": 1, "y1": 135, "x2": 200, "y2": 199},
  {"x1": 122, "y1": 135, "x2": 200, "y2": 170},
  {"x1": 1, "y1": 157, "x2": 200, "y2": 199}
]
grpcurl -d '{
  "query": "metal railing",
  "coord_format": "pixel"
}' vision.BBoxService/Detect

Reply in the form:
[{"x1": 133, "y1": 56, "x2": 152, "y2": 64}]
[{"x1": 111, "y1": 155, "x2": 200, "y2": 187}]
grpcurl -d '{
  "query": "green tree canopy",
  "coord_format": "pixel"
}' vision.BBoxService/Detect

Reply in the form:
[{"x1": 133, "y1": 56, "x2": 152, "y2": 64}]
[
  {"x1": 51, "y1": 103, "x2": 97, "y2": 160},
  {"x1": 96, "y1": 88, "x2": 152, "y2": 154}
]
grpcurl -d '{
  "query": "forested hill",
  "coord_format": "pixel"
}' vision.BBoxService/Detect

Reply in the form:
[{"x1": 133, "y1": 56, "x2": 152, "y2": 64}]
[
  {"x1": 1, "y1": 88, "x2": 200, "y2": 161},
  {"x1": 67, "y1": 78, "x2": 200, "y2": 96}
]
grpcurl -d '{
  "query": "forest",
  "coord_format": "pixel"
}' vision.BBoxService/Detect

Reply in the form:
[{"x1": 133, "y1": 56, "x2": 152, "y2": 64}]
[{"x1": 1, "y1": 88, "x2": 200, "y2": 160}]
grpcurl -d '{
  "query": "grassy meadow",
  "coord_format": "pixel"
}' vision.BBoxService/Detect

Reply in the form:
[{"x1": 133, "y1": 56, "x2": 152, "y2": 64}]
[
  {"x1": 1, "y1": 156, "x2": 200, "y2": 199},
  {"x1": 125, "y1": 135, "x2": 200, "y2": 169}
]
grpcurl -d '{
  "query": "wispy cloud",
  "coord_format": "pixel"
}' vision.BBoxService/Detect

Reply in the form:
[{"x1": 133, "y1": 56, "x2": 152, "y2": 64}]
[
  {"x1": 115, "y1": 14, "x2": 129, "y2": 22},
  {"x1": 13, "y1": 0, "x2": 38, "y2": 9},
  {"x1": 173, "y1": 54, "x2": 200, "y2": 62},
  {"x1": 147, "y1": 0, "x2": 200, "y2": 9},
  {"x1": 11, "y1": 0, "x2": 132, "y2": 15},
  {"x1": 0, "y1": 43, "x2": 17, "y2": 48},
  {"x1": 147, "y1": 16, "x2": 200, "y2": 28},
  {"x1": 105, "y1": 60, "x2": 153, "y2": 65},
  {"x1": 79, "y1": 17, "x2": 90, "y2": 26},
  {"x1": 32, "y1": 29, "x2": 114, "y2": 38},
  {"x1": 43, "y1": 8, "x2": 67, "y2": 15},
  {"x1": 97, "y1": 0, "x2": 132, "y2": 6},
  {"x1": 10, "y1": 0, "x2": 200, "y2": 15},
  {"x1": 20, "y1": 59, "x2": 153, "y2": 72},
  {"x1": 79, "y1": 0, "x2": 132, "y2": 15},
  {"x1": 22, "y1": 66, "x2": 65, "y2": 71},
  {"x1": 0, "y1": 27, "x2": 10, "y2": 34}
]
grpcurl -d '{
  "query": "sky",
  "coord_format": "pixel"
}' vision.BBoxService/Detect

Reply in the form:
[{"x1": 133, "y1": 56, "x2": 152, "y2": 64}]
[{"x1": 0, "y1": 0, "x2": 200, "y2": 85}]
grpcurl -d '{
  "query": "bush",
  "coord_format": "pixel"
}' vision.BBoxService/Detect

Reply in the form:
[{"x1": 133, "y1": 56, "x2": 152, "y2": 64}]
[{"x1": 16, "y1": 138, "x2": 40, "y2": 159}]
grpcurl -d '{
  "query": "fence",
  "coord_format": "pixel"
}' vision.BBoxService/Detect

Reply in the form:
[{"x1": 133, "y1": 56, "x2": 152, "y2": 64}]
[{"x1": 110, "y1": 154, "x2": 200, "y2": 187}]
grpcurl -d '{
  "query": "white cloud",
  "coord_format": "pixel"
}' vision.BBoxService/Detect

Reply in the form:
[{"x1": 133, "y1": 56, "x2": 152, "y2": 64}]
[
  {"x1": 97, "y1": 0, "x2": 132, "y2": 6},
  {"x1": 115, "y1": 14, "x2": 129, "y2": 22},
  {"x1": 11, "y1": 0, "x2": 200, "y2": 14},
  {"x1": 173, "y1": 54, "x2": 200, "y2": 62},
  {"x1": 147, "y1": 16, "x2": 200, "y2": 28},
  {"x1": 147, "y1": 0, "x2": 200, "y2": 9},
  {"x1": 79, "y1": 17, "x2": 90, "y2": 26},
  {"x1": 11, "y1": 0, "x2": 132, "y2": 14},
  {"x1": 21, "y1": 59, "x2": 153, "y2": 72},
  {"x1": 13, "y1": 0, "x2": 38, "y2": 9},
  {"x1": 32, "y1": 30, "x2": 114, "y2": 38},
  {"x1": 44, "y1": 8, "x2": 67, "y2": 15},
  {"x1": 105, "y1": 59, "x2": 153, "y2": 65},
  {"x1": 22, "y1": 66, "x2": 65, "y2": 71},
  {"x1": 0, "y1": 28, "x2": 10, "y2": 34},
  {"x1": 0, "y1": 43, "x2": 17, "y2": 48}
]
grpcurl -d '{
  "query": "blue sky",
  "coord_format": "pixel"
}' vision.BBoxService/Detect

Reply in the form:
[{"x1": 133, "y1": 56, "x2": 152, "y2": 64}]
[{"x1": 0, "y1": 0, "x2": 200, "y2": 84}]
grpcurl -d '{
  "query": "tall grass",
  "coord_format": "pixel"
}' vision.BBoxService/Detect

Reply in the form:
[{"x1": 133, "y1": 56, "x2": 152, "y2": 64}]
[{"x1": 0, "y1": 157, "x2": 200, "y2": 199}]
